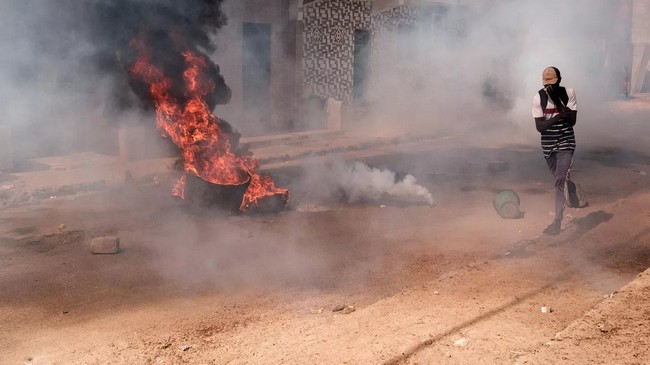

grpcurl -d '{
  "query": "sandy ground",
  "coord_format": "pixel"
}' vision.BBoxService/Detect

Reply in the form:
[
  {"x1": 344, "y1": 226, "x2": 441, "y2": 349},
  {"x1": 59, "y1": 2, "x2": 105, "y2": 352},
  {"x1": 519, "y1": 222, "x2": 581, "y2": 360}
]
[{"x1": 1, "y1": 128, "x2": 650, "y2": 365}]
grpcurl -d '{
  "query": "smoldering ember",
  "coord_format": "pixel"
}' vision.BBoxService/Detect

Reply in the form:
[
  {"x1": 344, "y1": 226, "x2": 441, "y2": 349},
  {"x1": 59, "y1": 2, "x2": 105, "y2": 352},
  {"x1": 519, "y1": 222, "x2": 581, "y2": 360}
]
[{"x1": 1, "y1": 0, "x2": 649, "y2": 364}]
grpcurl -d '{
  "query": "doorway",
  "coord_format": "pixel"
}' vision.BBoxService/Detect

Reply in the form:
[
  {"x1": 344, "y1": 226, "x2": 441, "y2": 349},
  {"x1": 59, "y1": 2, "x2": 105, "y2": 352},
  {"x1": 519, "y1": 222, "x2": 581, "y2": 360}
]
[{"x1": 243, "y1": 22, "x2": 272, "y2": 128}]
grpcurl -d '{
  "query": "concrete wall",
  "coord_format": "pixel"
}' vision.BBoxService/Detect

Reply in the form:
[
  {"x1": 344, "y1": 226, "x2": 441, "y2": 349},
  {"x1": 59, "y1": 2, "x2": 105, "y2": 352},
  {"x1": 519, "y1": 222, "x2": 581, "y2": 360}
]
[
  {"x1": 0, "y1": 126, "x2": 12, "y2": 170},
  {"x1": 631, "y1": 0, "x2": 650, "y2": 92},
  {"x1": 632, "y1": 0, "x2": 650, "y2": 45},
  {"x1": 212, "y1": 0, "x2": 297, "y2": 136}
]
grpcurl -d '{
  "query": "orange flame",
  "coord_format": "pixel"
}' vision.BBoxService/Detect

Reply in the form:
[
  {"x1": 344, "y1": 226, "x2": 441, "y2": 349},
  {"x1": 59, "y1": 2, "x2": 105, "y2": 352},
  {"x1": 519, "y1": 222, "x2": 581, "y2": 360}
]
[{"x1": 129, "y1": 36, "x2": 289, "y2": 211}]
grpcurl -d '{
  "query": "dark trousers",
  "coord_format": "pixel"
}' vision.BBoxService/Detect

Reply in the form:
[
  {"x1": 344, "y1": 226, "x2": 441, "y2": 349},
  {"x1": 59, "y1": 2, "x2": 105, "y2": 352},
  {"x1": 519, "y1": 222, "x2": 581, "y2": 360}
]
[{"x1": 545, "y1": 150, "x2": 574, "y2": 221}]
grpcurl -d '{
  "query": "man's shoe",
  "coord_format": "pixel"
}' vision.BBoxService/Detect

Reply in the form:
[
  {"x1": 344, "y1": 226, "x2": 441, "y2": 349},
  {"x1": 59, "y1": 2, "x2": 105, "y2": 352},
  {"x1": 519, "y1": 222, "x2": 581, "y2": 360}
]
[{"x1": 543, "y1": 220, "x2": 561, "y2": 235}]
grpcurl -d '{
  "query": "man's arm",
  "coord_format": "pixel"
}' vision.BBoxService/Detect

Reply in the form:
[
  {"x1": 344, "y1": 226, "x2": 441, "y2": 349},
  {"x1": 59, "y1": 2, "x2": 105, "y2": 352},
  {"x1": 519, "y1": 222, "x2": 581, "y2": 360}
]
[
  {"x1": 566, "y1": 110, "x2": 577, "y2": 127},
  {"x1": 565, "y1": 88, "x2": 578, "y2": 127},
  {"x1": 535, "y1": 108, "x2": 574, "y2": 132}
]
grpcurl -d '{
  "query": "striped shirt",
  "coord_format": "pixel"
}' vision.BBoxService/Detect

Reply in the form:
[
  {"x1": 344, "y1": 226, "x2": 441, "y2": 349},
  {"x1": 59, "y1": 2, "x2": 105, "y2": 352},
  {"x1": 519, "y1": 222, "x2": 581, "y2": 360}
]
[{"x1": 532, "y1": 87, "x2": 577, "y2": 158}]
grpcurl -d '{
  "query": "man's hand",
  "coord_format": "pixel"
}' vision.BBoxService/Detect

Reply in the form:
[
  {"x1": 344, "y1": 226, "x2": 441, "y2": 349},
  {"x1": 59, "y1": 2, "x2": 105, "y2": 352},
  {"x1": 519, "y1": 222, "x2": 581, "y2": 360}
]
[{"x1": 559, "y1": 107, "x2": 572, "y2": 120}]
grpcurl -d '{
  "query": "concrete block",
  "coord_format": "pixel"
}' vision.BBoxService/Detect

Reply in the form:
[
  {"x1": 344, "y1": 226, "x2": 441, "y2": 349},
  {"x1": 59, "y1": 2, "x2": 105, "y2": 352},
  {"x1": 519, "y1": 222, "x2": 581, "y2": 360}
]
[
  {"x1": 631, "y1": 44, "x2": 650, "y2": 93},
  {"x1": 326, "y1": 98, "x2": 342, "y2": 131},
  {"x1": 0, "y1": 126, "x2": 13, "y2": 171},
  {"x1": 90, "y1": 236, "x2": 120, "y2": 254},
  {"x1": 632, "y1": 0, "x2": 650, "y2": 45}
]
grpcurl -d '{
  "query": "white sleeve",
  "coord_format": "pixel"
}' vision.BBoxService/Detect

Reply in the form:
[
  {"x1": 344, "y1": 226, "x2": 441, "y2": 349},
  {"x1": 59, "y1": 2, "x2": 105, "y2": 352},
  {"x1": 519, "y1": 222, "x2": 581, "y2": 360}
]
[
  {"x1": 532, "y1": 92, "x2": 543, "y2": 118},
  {"x1": 566, "y1": 88, "x2": 577, "y2": 111}
]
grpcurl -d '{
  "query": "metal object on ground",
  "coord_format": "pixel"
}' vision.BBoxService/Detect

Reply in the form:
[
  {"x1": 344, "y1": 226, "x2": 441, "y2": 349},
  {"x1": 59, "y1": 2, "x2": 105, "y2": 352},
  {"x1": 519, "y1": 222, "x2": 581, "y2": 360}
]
[
  {"x1": 184, "y1": 173, "x2": 251, "y2": 212},
  {"x1": 493, "y1": 189, "x2": 521, "y2": 219}
]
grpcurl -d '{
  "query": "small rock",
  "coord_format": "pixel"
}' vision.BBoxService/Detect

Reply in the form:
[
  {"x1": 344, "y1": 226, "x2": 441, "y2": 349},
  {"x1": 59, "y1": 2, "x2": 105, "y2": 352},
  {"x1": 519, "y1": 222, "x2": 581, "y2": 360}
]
[
  {"x1": 58, "y1": 224, "x2": 66, "y2": 231},
  {"x1": 342, "y1": 305, "x2": 355, "y2": 314},
  {"x1": 640, "y1": 170, "x2": 647, "y2": 176},
  {"x1": 597, "y1": 323, "x2": 612, "y2": 333},
  {"x1": 433, "y1": 291, "x2": 440, "y2": 295},
  {"x1": 309, "y1": 307, "x2": 324, "y2": 314},
  {"x1": 453, "y1": 338, "x2": 469, "y2": 347},
  {"x1": 541, "y1": 306, "x2": 553, "y2": 313},
  {"x1": 180, "y1": 345, "x2": 191, "y2": 352},
  {"x1": 90, "y1": 236, "x2": 120, "y2": 254},
  {"x1": 445, "y1": 352, "x2": 452, "y2": 358},
  {"x1": 380, "y1": 205, "x2": 386, "y2": 208},
  {"x1": 332, "y1": 304, "x2": 346, "y2": 312}
]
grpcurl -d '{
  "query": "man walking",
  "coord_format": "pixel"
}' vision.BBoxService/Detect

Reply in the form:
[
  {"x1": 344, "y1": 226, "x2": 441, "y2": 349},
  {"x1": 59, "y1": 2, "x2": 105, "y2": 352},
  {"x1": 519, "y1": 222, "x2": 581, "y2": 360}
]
[{"x1": 532, "y1": 66, "x2": 578, "y2": 235}]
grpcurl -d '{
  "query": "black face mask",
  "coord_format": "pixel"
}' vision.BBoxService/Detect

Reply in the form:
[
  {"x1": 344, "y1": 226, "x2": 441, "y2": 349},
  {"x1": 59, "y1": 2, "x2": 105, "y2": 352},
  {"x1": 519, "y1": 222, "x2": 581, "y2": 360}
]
[
  {"x1": 545, "y1": 83, "x2": 558, "y2": 92},
  {"x1": 544, "y1": 83, "x2": 564, "y2": 108}
]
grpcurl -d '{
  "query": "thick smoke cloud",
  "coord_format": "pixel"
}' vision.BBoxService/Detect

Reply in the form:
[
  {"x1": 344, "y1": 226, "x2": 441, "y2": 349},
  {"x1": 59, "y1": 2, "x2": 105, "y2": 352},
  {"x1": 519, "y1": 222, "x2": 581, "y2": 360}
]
[
  {"x1": 292, "y1": 157, "x2": 434, "y2": 207},
  {"x1": 84, "y1": 0, "x2": 231, "y2": 111},
  {"x1": 363, "y1": 0, "x2": 631, "y2": 139},
  {"x1": 0, "y1": 0, "x2": 230, "y2": 160}
]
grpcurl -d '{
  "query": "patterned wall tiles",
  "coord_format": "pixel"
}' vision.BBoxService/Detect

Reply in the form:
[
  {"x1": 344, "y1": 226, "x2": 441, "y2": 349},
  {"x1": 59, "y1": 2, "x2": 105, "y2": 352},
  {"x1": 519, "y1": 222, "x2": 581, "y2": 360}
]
[
  {"x1": 371, "y1": 5, "x2": 422, "y2": 33},
  {"x1": 370, "y1": 5, "x2": 426, "y2": 68},
  {"x1": 301, "y1": 1, "x2": 452, "y2": 104},
  {"x1": 302, "y1": 0, "x2": 371, "y2": 104}
]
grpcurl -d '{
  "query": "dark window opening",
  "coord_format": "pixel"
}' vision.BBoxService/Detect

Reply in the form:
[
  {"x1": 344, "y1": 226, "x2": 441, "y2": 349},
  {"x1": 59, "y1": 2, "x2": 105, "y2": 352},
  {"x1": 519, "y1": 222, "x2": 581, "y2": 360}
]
[{"x1": 353, "y1": 29, "x2": 371, "y2": 105}]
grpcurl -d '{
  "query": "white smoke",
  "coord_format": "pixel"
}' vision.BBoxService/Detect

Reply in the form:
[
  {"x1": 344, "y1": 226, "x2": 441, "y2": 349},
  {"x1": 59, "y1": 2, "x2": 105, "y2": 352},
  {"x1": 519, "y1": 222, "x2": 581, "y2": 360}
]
[
  {"x1": 293, "y1": 157, "x2": 433, "y2": 207},
  {"x1": 338, "y1": 161, "x2": 433, "y2": 205}
]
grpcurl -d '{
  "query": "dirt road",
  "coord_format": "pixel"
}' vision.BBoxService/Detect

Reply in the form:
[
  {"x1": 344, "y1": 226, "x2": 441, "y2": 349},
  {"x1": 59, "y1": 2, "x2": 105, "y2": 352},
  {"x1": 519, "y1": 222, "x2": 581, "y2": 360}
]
[{"x1": 1, "y1": 143, "x2": 649, "y2": 365}]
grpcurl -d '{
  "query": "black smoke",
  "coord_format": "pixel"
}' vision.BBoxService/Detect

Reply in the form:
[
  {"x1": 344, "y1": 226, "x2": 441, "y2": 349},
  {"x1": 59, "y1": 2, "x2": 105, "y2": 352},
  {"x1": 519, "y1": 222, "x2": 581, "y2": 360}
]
[
  {"x1": 83, "y1": 0, "x2": 232, "y2": 112},
  {"x1": 11, "y1": 0, "x2": 232, "y2": 115},
  {"x1": 0, "y1": 0, "x2": 233, "y2": 161}
]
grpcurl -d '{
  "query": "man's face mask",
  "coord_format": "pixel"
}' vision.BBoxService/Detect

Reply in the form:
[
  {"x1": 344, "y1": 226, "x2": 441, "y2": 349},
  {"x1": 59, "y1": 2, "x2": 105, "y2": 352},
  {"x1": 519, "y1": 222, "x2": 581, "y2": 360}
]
[{"x1": 545, "y1": 83, "x2": 559, "y2": 92}]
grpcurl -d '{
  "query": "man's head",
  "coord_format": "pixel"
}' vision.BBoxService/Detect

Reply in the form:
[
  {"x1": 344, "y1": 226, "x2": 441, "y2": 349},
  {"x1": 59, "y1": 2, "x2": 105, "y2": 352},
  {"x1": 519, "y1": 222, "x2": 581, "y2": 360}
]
[{"x1": 542, "y1": 67, "x2": 562, "y2": 86}]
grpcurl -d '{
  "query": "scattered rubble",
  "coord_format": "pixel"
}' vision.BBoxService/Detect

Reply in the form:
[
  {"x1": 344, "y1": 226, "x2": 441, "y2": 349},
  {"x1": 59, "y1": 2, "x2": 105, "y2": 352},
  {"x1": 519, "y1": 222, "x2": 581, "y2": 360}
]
[
  {"x1": 309, "y1": 307, "x2": 324, "y2": 314},
  {"x1": 332, "y1": 304, "x2": 355, "y2": 314},
  {"x1": 453, "y1": 338, "x2": 469, "y2": 347},
  {"x1": 597, "y1": 323, "x2": 612, "y2": 333},
  {"x1": 90, "y1": 236, "x2": 120, "y2": 254},
  {"x1": 332, "y1": 304, "x2": 345, "y2": 312}
]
